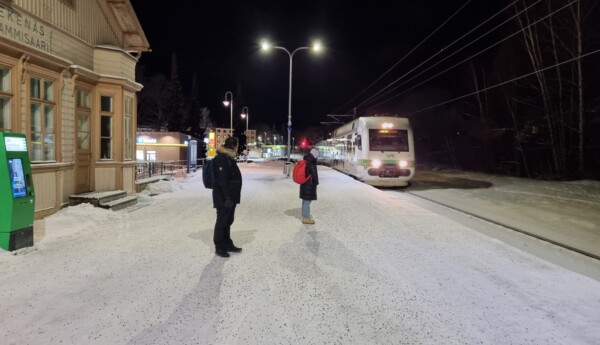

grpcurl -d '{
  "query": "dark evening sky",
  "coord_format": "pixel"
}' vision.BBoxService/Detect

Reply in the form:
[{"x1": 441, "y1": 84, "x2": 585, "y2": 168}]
[{"x1": 129, "y1": 0, "x2": 510, "y2": 131}]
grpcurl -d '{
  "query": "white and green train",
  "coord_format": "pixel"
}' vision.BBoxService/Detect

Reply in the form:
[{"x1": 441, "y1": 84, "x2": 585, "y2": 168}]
[{"x1": 316, "y1": 116, "x2": 415, "y2": 187}]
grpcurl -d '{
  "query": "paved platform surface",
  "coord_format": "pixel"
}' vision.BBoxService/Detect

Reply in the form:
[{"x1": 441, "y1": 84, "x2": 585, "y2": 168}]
[{"x1": 1, "y1": 161, "x2": 599, "y2": 345}]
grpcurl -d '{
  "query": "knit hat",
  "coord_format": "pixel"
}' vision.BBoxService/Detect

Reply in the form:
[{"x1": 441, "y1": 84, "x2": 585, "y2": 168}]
[
  {"x1": 310, "y1": 148, "x2": 320, "y2": 158},
  {"x1": 223, "y1": 137, "x2": 239, "y2": 149}
]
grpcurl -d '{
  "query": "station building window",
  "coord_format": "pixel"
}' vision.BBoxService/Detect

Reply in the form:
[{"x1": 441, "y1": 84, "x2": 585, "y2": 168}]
[
  {"x1": 100, "y1": 95, "x2": 113, "y2": 160},
  {"x1": 124, "y1": 97, "x2": 133, "y2": 160},
  {"x1": 76, "y1": 89, "x2": 90, "y2": 150},
  {"x1": 146, "y1": 150, "x2": 156, "y2": 161},
  {"x1": 0, "y1": 66, "x2": 12, "y2": 131},
  {"x1": 29, "y1": 76, "x2": 56, "y2": 161}
]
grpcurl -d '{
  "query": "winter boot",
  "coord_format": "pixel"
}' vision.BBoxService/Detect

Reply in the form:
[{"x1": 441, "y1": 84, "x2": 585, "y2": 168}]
[
  {"x1": 225, "y1": 244, "x2": 242, "y2": 253},
  {"x1": 302, "y1": 217, "x2": 315, "y2": 224}
]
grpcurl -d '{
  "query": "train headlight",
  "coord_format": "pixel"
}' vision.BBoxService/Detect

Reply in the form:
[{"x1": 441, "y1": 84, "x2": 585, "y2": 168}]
[
  {"x1": 371, "y1": 159, "x2": 382, "y2": 168},
  {"x1": 399, "y1": 160, "x2": 408, "y2": 168}
]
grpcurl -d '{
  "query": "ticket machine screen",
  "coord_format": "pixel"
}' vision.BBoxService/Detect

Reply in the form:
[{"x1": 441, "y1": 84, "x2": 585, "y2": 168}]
[{"x1": 7, "y1": 158, "x2": 27, "y2": 198}]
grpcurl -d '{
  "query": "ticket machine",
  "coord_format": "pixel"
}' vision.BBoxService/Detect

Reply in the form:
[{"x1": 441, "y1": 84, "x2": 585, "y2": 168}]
[{"x1": 0, "y1": 132, "x2": 35, "y2": 251}]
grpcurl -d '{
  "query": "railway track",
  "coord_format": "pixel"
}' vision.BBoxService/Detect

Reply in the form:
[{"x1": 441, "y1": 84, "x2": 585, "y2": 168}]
[
  {"x1": 377, "y1": 187, "x2": 600, "y2": 282},
  {"x1": 403, "y1": 190, "x2": 600, "y2": 262}
]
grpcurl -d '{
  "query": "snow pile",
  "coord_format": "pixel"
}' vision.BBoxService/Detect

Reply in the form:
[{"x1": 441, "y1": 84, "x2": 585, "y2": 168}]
[
  {"x1": 139, "y1": 178, "x2": 185, "y2": 196},
  {"x1": 36, "y1": 203, "x2": 127, "y2": 245}
]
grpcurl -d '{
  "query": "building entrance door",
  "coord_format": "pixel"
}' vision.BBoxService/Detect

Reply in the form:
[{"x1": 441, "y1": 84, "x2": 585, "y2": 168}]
[{"x1": 75, "y1": 112, "x2": 91, "y2": 193}]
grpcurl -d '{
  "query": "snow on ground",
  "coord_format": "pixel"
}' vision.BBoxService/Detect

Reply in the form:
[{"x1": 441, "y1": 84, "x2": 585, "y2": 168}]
[
  {"x1": 407, "y1": 169, "x2": 600, "y2": 258},
  {"x1": 0, "y1": 161, "x2": 599, "y2": 345}
]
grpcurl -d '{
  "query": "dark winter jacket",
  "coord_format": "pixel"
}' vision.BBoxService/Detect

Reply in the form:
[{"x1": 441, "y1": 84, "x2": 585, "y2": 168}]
[
  {"x1": 212, "y1": 146, "x2": 242, "y2": 208},
  {"x1": 299, "y1": 152, "x2": 319, "y2": 201}
]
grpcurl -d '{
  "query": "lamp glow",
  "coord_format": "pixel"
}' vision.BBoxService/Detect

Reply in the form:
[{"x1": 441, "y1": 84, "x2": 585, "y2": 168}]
[
  {"x1": 241, "y1": 106, "x2": 249, "y2": 136},
  {"x1": 258, "y1": 38, "x2": 324, "y2": 175},
  {"x1": 261, "y1": 40, "x2": 271, "y2": 51},
  {"x1": 313, "y1": 41, "x2": 323, "y2": 52},
  {"x1": 223, "y1": 91, "x2": 233, "y2": 134}
]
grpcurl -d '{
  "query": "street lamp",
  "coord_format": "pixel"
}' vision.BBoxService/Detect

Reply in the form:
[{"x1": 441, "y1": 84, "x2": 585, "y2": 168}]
[
  {"x1": 260, "y1": 39, "x2": 323, "y2": 172},
  {"x1": 223, "y1": 91, "x2": 233, "y2": 136},
  {"x1": 241, "y1": 106, "x2": 250, "y2": 148},
  {"x1": 240, "y1": 106, "x2": 249, "y2": 136},
  {"x1": 292, "y1": 137, "x2": 295, "y2": 153}
]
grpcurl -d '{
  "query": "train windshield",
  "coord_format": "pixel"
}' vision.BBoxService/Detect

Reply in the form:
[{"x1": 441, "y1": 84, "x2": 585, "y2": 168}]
[{"x1": 369, "y1": 129, "x2": 409, "y2": 152}]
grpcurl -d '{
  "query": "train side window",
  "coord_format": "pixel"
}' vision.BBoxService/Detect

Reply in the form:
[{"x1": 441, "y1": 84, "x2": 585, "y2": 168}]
[{"x1": 356, "y1": 135, "x2": 362, "y2": 150}]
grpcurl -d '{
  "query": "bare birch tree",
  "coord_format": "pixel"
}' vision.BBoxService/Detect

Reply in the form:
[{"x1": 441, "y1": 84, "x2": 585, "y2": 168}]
[{"x1": 512, "y1": 0, "x2": 593, "y2": 177}]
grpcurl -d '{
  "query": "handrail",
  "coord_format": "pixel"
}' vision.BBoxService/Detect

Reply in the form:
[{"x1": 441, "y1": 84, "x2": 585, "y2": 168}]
[{"x1": 135, "y1": 159, "x2": 201, "y2": 180}]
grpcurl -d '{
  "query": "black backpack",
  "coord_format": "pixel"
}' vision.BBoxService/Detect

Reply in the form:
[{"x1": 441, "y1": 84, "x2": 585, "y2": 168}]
[
  {"x1": 202, "y1": 159, "x2": 215, "y2": 189},
  {"x1": 202, "y1": 156, "x2": 232, "y2": 189}
]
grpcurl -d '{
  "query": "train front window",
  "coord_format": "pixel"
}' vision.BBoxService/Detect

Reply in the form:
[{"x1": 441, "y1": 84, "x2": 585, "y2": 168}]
[{"x1": 369, "y1": 129, "x2": 409, "y2": 152}]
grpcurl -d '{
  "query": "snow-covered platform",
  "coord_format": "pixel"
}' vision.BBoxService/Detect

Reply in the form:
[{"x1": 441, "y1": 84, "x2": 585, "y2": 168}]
[{"x1": 1, "y1": 161, "x2": 599, "y2": 345}]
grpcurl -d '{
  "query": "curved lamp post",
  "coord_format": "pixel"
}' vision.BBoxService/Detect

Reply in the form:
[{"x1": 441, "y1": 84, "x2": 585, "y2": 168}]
[
  {"x1": 240, "y1": 106, "x2": 249, "y2": 136},
  {"x1": 241, "y1": 106, "x2": 249, "y2": 147},
  {"x1": 260, "y1": 39, "x2": 323, "y2": 173},
  {"x1": 223, "y1": 91, "x2": 233, "y2": 136}
]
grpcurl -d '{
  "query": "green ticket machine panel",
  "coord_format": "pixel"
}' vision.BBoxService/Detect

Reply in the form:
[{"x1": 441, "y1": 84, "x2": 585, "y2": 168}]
[{"x1": 0, "y1": 132, "x2": 35, "y2": 251}]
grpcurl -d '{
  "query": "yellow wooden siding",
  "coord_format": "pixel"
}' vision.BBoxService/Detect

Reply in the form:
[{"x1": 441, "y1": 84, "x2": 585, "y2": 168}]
[
  {"x1": 93, "y1": 48, "x2": 137, "y2": 81},
  {"x1": 14, "y1": 0, "x2": 120, "y2": 47},
  {"x1": 33, "y1": 172, "x2": 57, "y2": 212},
  {"x1": 95, "y1": 167, "x2": 116, "y2": 191},
  {"x1": 123, "y1": 166, "x2": 134, "y2": 194},
  {"x1": 50, "y1": 30, "x2": 96, "y2": 70},
  {"x1": 2, "y1": 0, "x2": 146, "y2": 221},
  {"x1": 61, "y1": 169, "x2": 74, "y2": 205},
  {"x1": 60, "y1": 71, "x2": 75, "y2": 163}
]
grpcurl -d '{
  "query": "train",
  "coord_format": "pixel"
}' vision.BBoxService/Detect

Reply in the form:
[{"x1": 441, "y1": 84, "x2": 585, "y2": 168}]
[{"x1": 315, "y1": 116, "x2": 415, "y2": 187}]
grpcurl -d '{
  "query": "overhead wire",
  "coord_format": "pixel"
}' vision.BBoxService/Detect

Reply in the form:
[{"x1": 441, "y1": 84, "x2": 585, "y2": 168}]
[
  {"x1": 330, "y1": 0, "x2": 474, "y2": 115},
  {"x1": 363, "y1": 0, "x2": 579, "y2": 112},
  {"x1": 403, "y1": 47, "x2": 600, "y2": 116},
  {"x1": 355, "y1": 0, "x2": 532, "y2": 110}
]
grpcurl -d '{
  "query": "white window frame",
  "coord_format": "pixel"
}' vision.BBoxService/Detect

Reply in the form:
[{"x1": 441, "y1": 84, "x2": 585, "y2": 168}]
[
  {"x1": 75, "y1": 89, "x2": 91, "y2": 150},
  {"x1": 124, "y1": 96, "x2": 134, "y2": 160},
  {"x1": 100, "y1": 95, "x2": 113, "y2": 160},
  {"x1": 0, "y1": 65, "x2": 12, "y2": 131},
  {"x1": 29, "y1": 75, "x2": 56, "y2": 162}
]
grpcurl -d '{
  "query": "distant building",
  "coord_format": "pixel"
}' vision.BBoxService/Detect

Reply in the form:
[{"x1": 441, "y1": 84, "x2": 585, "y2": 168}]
[
  {"x1": 245, "y1": 129, "x2": 257, "y2": 148},
  {"x1": 136, "y1": 131, "x2": 199, "y2": 162},
  {"x1": 213, "y1": 127, "x2": 257, "y2": 150},
  {"x1": 0, "y1": 1, "x2": 150, "y2": 218},
  {"x1": 214, "y1": 128, "x2": 233, "y2": 149}
]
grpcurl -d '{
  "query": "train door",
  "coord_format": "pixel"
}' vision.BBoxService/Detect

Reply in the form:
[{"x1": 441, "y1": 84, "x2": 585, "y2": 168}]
[
  {"x1": 355, "y1": 122, "x2": 367, "y2": 180},
  {"x1": 346, "y1": 134, "x2": 354, "y2": 168}
]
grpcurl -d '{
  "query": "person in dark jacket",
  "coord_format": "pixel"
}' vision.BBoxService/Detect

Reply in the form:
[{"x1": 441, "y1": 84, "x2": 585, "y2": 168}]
[
  {"x1": 212, "y1": 137, "x2": 243, "y2": 258},
  {"x1": 299, "y1": 148, "x2": 319, "y2": 224}
]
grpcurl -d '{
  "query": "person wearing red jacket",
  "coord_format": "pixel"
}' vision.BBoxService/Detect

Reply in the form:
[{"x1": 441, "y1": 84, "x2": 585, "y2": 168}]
[{"x1": 299, "y1": 148, "x2": 319, "y2": 224}]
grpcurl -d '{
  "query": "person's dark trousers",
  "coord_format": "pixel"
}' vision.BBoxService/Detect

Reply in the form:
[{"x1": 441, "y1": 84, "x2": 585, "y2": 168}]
[{"x1": 214, "y1": 205, "x2": 236, "y2": 249}]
